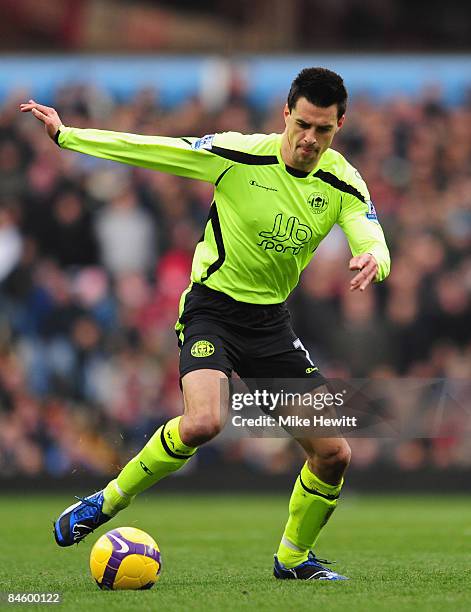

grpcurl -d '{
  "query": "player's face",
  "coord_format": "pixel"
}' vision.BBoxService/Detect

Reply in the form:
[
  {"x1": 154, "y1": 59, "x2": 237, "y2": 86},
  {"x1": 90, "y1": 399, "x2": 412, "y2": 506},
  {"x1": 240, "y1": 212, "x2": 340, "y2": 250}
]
[{"x1": 282, "y1": 97, "x2": 345, "y2": 171}]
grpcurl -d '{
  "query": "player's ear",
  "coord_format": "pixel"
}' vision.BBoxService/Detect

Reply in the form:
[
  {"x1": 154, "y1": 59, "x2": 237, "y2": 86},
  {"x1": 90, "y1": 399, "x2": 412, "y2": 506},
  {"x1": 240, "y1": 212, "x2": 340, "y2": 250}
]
[
  {"x1": 283, "y1": 103, "x2": 290, "y2": 123},
  {"x1": 336, "y1": 114, "x2": 346, "y2": 131}
]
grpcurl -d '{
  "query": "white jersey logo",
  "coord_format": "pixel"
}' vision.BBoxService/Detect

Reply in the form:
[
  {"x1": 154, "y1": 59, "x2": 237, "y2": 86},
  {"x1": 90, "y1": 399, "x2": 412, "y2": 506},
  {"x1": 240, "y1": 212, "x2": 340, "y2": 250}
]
[
  {"x1": 366, "y1": 200, "x2": 379, "y2": 222},
  {"x1": 192, "y1": 134, "x2": 215, "y2": 150}
]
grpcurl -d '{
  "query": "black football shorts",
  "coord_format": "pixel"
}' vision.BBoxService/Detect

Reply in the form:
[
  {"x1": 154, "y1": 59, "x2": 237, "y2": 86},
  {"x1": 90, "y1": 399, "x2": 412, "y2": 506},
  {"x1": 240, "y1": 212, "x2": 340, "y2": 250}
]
[{"x1": 176, "y1": 283, "x2": 325, "y2": 391}]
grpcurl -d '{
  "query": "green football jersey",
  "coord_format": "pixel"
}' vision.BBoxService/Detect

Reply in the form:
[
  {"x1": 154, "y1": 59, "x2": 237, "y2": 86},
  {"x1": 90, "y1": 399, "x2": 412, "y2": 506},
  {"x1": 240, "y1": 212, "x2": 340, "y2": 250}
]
[{"x1": 57, "y1": 127, "x2": 390, "y2": 304}]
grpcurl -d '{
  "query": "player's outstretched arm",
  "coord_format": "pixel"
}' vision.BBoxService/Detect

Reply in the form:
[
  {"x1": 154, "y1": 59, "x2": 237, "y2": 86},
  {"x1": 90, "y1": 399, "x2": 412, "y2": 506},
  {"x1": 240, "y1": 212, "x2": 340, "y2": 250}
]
[
  {"x1": 19, "y1": 99, "x2": 230, "y2": 184},
  {"x1": 20, "y1": 100, "x2": 62, "y2": 141}
]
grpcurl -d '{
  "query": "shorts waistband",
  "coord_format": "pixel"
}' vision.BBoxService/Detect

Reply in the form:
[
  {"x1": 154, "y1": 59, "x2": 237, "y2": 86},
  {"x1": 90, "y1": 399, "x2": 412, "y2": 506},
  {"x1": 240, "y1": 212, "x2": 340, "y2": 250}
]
[{"x1": 191, "y1": 283, "x2": 287, "y2": 312}]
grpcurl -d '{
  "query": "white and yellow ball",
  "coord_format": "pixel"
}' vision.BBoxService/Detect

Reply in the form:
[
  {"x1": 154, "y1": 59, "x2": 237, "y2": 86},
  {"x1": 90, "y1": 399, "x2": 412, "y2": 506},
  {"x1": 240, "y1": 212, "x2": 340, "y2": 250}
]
[{"x1": 90, "y1": 527, "x2": 162, "y2": 590}]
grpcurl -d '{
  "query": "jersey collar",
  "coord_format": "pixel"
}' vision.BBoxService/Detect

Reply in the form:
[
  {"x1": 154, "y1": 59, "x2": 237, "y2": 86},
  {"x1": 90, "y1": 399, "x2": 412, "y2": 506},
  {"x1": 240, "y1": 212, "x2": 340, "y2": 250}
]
[{"x1": 284, "y1": 165, "x2": 310, "y2": 178}]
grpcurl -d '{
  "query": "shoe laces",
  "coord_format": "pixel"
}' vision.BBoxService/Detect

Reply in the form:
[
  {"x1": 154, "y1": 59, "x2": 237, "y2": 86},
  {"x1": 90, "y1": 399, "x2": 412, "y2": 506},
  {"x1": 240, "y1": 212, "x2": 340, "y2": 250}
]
[
  {"x1": 308, "y1": 552, "x2": 335, "y2": 566},
  {"x1": 74, "y1": 495, "x2": 102, "y2": 523}
]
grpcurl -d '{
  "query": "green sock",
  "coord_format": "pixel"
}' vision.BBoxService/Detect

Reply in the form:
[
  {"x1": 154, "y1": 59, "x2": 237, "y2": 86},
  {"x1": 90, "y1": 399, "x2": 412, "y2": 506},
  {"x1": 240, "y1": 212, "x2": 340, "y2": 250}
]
[
  {"x1": 276, "y1": 462, "x2": 343, "y2": 568},
  {"x1": 102, "y1": 417, "x2": 196, "y2": 515},
  {"x1": 102, "y1": 479, "x2": 134, "y2": 516}
]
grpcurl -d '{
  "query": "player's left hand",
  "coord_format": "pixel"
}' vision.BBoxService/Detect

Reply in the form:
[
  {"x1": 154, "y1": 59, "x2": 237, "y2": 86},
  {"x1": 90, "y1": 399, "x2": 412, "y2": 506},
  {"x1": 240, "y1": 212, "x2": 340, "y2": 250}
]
[
  {"x1": 349, "y1": 253, "x2": 378, "y2": 291},
  {"x1": 19, "y1": 99, "x2": 62, "y2": 141}
]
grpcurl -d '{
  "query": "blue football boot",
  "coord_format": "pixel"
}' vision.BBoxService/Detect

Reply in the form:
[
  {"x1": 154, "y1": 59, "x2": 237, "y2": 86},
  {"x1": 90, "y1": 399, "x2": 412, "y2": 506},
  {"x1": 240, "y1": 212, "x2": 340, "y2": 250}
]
[
  {"x1": 53, "y1": 491, "x2": 111, "y2": 547},
  {"x1": 274, "y1": 551, "x2": 348, "y2": 581}
]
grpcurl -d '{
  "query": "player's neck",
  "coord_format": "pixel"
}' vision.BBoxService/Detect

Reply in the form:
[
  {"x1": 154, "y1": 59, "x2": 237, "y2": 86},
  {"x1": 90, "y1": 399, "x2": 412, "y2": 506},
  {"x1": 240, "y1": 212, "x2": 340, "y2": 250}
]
[{"x1": 280, "y1": 134, "x2": 321, "y2": 174}]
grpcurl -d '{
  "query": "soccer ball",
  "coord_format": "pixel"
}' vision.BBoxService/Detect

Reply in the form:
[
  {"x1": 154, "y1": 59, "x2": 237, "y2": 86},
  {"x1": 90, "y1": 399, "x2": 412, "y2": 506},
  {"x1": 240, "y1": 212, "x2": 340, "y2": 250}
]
[{"x1": 90, "y1": 527, "x2": 162, "y2": 590}]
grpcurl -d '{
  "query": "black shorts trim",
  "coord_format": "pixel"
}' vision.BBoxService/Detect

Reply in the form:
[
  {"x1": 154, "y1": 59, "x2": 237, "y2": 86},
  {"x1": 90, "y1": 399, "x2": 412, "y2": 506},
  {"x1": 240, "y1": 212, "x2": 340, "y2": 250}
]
[{"x1": 180, "y1": 364, "x2": 230, "y2": 383}]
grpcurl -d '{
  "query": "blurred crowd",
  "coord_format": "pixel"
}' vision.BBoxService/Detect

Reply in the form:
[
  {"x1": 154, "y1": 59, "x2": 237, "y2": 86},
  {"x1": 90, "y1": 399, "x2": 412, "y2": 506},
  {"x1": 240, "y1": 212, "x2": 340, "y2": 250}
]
[
  {"x1": 0, "y1": 80, "x2": 470, "y2": 479},
  {"x1": 2, "y1": 0, "x2": 471, "y2": 52}
]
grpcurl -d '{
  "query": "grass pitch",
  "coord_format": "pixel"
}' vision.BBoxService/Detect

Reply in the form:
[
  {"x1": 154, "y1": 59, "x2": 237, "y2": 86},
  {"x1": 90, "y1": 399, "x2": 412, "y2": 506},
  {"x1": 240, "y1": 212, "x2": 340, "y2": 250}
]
[{"x1": 0, "y1": 493, "x2": 470, "y2": 611}]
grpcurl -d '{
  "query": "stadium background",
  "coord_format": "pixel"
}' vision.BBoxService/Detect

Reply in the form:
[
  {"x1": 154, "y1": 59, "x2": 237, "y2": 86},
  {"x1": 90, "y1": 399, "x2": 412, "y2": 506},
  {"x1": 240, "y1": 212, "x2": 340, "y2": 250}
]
[{"x1": 0, "y1": 0, "x2": 470, "y2": 494}]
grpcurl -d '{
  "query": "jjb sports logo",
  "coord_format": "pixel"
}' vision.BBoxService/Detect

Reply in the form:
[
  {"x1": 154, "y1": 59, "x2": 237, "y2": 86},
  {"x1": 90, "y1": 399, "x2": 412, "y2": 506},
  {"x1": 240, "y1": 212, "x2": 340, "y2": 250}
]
[
  {"x1": 191, "y1": 340, "x2": 215, "y2": 358},
  {"x1": 258, "y1": 213, "x2": 312, "y2": 256},
  {"x1": 192, "y1": 134, "x2": 215, "y2": 151}
]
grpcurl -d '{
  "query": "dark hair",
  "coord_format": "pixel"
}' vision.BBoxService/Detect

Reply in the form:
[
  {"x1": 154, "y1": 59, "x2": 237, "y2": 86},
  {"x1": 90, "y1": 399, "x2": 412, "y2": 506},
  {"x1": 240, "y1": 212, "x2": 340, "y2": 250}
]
[{"x1": 287, "y1": 67, "x2": 347, "y2": 119}]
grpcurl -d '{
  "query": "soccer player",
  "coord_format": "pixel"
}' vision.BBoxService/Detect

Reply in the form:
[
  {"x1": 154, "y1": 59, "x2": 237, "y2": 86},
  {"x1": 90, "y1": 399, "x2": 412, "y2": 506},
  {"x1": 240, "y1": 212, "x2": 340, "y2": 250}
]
[{"x1": 21, "y1": 67, "x2": 390, "y2": 581}]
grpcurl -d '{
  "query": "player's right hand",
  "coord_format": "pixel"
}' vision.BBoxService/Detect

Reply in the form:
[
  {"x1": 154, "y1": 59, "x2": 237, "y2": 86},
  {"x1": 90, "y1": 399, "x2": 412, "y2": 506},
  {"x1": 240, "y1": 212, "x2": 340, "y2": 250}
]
[{"x1": 19, "y1": 100, "x2": 63, "y2": 141}]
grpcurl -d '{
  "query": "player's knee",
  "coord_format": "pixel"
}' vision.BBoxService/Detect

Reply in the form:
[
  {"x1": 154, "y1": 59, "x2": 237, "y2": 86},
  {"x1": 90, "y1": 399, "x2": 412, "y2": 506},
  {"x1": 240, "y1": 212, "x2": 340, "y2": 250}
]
[
  {"x1": 316, "y1": 441, "x2": 351, "y2": 471},
  {"x1": 335, "y1": 443, "x2": 352, "y2": 470},
  {"x1": 180, "y1": 413, "x2": 223, "y2": 446}
]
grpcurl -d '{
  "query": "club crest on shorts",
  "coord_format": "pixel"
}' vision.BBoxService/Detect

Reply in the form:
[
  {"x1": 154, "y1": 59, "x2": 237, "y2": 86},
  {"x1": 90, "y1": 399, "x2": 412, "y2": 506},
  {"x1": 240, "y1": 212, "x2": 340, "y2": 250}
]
[{"x1": 191, "y1": 340, "x2": 215, "y2": 358}]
